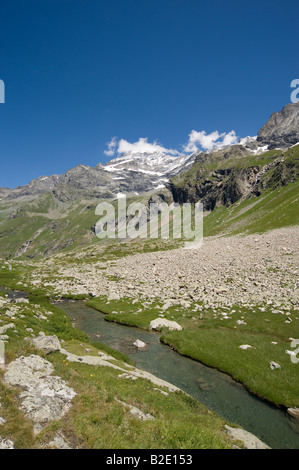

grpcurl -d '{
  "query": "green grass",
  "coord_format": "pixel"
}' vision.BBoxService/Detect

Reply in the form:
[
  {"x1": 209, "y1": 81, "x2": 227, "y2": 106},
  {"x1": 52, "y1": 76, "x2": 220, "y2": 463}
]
[
  {"x1": 0, "y1": 143, "x2": 298, "y2": 446},
  {"x1": 48, "y1": 349, "x2": 232, "y2": 449},
  {"x1": 0, "y1": 285, "x2": 235, "y2": 449},
  {"x1": 161, "y1": 328, "x2": 298, "y2": 407},
  {"x1": 0, "y1": 144, "x2": 298, "y2": 260},
  {"x1": 0, "y1": 378, "x2": 36, "y2": 448},
  {"x1": 168, "y1": 144, "x2": 299, "y2": 238},
  {"x1": 87, "y1": 295, "x2": 299, "y2": 408},
  {"x1": 87, "y1": 296, "x2": 165, "y2": 329},
  {"x1": 203, "y1": 178, "x2": 299, "y2": 237}
]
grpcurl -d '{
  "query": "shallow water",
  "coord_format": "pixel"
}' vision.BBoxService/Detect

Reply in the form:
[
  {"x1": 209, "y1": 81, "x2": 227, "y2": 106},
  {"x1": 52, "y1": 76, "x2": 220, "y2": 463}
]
[{"x1": 59, "y1": 299, "x2": 299, "y2": 449}]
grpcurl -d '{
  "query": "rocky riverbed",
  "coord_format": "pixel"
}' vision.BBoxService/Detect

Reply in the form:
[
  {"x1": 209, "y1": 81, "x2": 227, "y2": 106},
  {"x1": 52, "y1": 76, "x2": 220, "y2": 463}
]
[{"x1": 28, "y1": 227, "x2": 298, "y2": 311}]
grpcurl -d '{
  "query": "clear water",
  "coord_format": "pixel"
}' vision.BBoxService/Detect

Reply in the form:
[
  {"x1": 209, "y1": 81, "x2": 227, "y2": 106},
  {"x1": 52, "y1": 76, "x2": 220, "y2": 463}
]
[{"x1": 59, "y1": 299, "x2": 299, "y2": 449}]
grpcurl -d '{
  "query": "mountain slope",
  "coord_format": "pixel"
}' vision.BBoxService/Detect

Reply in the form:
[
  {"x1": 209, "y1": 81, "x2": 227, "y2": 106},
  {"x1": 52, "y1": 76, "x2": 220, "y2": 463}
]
[
  {"x1": 257, "y1": 102, "x2": 299, "y2": 149},
  {"x1": 0, "y1": 102, "x2": 298, "y2": 259},
  {"x1": 0, "y1": 151, "x2": 196, "y2": 203},
  {"x1": 168, "y1": 143, "x2": 299, "y2": 236},
  {"x1": 169, "y1": 144, "x2": 299, "y2": 208}
]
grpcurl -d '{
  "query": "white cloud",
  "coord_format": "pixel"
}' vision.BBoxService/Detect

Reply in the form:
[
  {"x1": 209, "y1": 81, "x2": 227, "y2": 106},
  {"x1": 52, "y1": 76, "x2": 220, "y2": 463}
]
[
  {"x1": 104, "y1": 130, "x2": 239, "y2": 158},
  {"x1": 221, "y1": 130, "x2": 239, "y2": 147},
  {"x1": 104, "y1": 136, "x2": 118, "y2": 156},
  {"x1": 183, "y1": 129, "x2": 238, "y2": 153},
  {"x1": 104, "y1": 137, "x2": 179, "y2": 157}
]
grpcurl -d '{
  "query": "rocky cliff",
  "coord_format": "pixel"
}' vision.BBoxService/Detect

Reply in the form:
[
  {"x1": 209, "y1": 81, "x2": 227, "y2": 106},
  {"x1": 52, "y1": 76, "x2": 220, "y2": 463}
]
[
  {"x1": 257, "y1": 102, "x2": 299, "y2": 150},
  {"x1": 168, "y1": 143, "x2": 299, "y2": 210}
]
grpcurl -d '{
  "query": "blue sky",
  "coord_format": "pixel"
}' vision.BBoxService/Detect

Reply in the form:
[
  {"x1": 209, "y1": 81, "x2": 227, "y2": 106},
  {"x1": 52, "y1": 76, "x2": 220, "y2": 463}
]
[{"x1": 0, "y1": 0, "x2": 298, "y2": 188}]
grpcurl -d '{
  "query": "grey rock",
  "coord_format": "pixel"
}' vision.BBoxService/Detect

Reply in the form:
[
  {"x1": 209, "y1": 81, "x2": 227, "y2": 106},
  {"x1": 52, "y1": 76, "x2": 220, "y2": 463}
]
[
  {"x1": 133, "y1": 339, "x2": 147, "y2": 349},
  {"x1": 225, "y1": 425, "x2": 270, "y2": 449},
  {"x1": 0, "y1": 437, "x2": 14, "y2": 449},
  {"x1": 1, "y1": 150, "x2": 195, "y2": 203},
  {"x1": 257, "y1": 102, "x2": 299, "y2": 149},
  {"x1": 14, "y1": 297, "x2": 29, "y2": 304},
  {"x1": 0, "y1": 335, "x2": 9, "y2": 341},
  {"x1": 150, "y1": 318, "x2": 182, "y2": 331},
  {"x1": 107, "y1": 291, "x2": 120, "y2": 301},
  {"x1": 287, "y1": 407, "x2": 299, "y2": 420},
  {"x1": 4, "y1": 311, "x2": 15, "y2": 318},
  {"x1": 4, "y1": 355, "x2": 76, "y2": 433},
  {"x1": 0, "y1": 323, "x2": 15, "y2": 335},
  {"x1": 270, "y1": 361, "x2": 281, "y2": 370},
  {"x1": 47, "y1": 434, "x2": 72, "y2": 449},
  {"x1": 30, "y1": 332, "x2": 61, "y2": 354},
  {"x1": 116, "y1": 399, "x2": 154, "y2": 421}
]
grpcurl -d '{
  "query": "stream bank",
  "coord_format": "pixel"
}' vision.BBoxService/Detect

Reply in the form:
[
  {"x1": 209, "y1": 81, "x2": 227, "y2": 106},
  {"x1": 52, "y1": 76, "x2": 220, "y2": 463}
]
[{"x1": 59, "y1": 298, "x2": 299, "y2": 449}]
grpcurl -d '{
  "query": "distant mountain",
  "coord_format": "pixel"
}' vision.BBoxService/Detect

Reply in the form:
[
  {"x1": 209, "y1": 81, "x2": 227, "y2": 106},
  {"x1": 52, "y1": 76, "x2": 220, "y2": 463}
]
[
  {"x1": 103, "y1": 151, "x2": 195, "y2": 193},
  {"x1": 168, "y1": 102, "x2": 299, "y2": 210},
  {"x1": 0, "y1": 102, "x2": 298, "y2": 259},
  {"x1": 2, "y1": 102, "x2": 298, "y2": 204},
  {"x1": 168, "y1": 143, "x2": 299, "y2": 210},
  {"x1": 0, "y1": 151, "x2": 196, "y2": 203},
  {"x1": 257, "y1": 102, "x2": 299, "y2": 149}
]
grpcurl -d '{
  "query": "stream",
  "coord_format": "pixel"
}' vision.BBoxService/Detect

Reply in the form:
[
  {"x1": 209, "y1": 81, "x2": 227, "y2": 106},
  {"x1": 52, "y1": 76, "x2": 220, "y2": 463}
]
[
  {"x1": 1, "y1": 286, "x2": 299, "y2": 449},
  {"x1": 59, "y1": 299, "x2": 299, "y2": 449}
]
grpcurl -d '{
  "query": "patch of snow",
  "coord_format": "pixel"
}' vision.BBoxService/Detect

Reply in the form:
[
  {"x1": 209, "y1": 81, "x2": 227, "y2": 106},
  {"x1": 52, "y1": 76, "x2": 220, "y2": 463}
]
[{"x1": 239, "y1": 136, "x2": 257, "y2": 146}]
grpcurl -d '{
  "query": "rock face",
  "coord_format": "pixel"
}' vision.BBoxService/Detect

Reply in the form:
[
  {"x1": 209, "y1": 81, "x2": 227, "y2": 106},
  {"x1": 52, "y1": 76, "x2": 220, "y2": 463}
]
[
  {"x1": 103, "y1": 151, "x2": 195, "y2": 194},
  {"x1": 169, "y1": 157, "x2": 261, "y2": 210},
  {"x1": 257, "y1": 102, "x2": 299, "y2": 149},
  {"x1": 4, "y1": 355, "x2": 76, "y2": 433},
  {"x1": 169, "y1": 141, "x2": 299, "y2": 210},
  {"x1": 1, "y1": 152, "x2": 195, "y2": 202},
  {"x1": 2, "y1": 103, "x2": 298, "y2": 204}
]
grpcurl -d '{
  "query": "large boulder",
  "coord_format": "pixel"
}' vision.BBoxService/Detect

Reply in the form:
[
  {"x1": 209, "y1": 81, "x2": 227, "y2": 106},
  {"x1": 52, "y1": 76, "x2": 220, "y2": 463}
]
[
  {"x1": 150, "y1": 318, "x2": 182, "y2": 331},
  {"x1": 4, "y1": 354, "x2": 76, "y2": 433},
  {"x1": 30, "y1": 332, "x2": 61, "y2": 354},
  {"x1": 133, "y1": 339, "x2": 147, "y2": 349}
]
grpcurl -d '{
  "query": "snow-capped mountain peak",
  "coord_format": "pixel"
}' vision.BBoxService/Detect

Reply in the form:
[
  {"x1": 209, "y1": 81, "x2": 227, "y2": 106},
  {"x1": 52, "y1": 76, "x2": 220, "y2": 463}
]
[{"x1": 103, "y1": 151, "x2": 195, "y2": 184}]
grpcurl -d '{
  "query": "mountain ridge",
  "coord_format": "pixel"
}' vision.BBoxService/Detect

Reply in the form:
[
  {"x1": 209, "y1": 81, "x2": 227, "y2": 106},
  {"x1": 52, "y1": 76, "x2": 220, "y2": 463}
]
[
  {"x1": 0, "y1": 102, "x2": 298, "y2": 258},
  {"x1": 2, "y1": 101, "x2": 298, "y2": 202}
]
